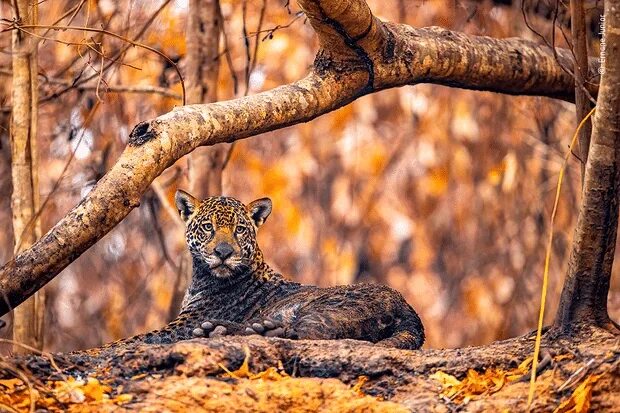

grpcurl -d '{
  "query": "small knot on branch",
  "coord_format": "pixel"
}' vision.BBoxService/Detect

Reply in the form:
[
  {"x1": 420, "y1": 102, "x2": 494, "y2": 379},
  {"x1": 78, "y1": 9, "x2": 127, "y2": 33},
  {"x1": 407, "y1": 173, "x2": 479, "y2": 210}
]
[{"x1": 129, "y1": 121, "x2": 157, "y2": 146}]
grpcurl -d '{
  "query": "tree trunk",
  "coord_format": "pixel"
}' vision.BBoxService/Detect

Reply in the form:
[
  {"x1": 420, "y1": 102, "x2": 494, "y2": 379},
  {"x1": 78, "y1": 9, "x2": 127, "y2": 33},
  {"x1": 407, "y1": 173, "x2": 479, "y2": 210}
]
[
  {"x1": 553, "y1": 0, "x2": 620, "y2": 332},
  {"x1": 169, "y1": 0, "x2": 225, "y2": 319},
  {"x1": 186, "y1": 0, "x2": 226, "y2": 199},
  {"x1": 10, "y1": 0, "x2": 44, "y2": 352},
  {"x1": 0, "y1": 0, "x2": 602, "y2": 318},
  {"x1": 570, "y1": 0, "x2": 594, "y2": 181}
]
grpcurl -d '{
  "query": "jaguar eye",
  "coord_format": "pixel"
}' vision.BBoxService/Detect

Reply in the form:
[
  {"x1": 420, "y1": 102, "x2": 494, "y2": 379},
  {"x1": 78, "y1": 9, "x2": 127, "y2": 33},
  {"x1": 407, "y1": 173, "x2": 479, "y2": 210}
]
[
  {"x1": 235, "y1": 225, "x2": 246, "y2": 234},
  {"x1": 205, "y1": 223, "x2": 213, "y2": 231}
]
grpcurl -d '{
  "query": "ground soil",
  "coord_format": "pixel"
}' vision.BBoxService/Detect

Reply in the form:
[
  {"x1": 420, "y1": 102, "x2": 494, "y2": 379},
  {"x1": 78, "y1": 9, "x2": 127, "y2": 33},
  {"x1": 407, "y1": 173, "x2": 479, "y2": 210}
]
[{"x1": 1, "y1": 326, "x2": 618, "y2": 412}]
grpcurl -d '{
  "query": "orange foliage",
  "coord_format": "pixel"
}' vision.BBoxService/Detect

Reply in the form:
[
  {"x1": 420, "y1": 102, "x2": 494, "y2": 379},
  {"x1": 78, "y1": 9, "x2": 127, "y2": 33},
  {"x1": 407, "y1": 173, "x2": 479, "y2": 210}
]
[{"x1": 0, "y1": 376, "x2": 132, "y2": 412}]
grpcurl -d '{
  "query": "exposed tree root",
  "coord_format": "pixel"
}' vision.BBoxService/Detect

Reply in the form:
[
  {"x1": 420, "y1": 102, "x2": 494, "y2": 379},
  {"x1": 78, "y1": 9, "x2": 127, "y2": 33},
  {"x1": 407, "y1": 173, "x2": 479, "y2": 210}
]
[
  {"x1": 549, "y1": 318, "x2": 620, "y2": 339},
  {"x1": 1, "y1": 326, "x2": 618, "y2": 412}
]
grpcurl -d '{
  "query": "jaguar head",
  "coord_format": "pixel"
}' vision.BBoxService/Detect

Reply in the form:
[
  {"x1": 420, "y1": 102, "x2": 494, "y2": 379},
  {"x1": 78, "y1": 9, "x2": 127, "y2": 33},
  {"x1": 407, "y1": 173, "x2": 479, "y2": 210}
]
[{"x1": 175, "y1": 190, "x2": 271, "y2": 279}]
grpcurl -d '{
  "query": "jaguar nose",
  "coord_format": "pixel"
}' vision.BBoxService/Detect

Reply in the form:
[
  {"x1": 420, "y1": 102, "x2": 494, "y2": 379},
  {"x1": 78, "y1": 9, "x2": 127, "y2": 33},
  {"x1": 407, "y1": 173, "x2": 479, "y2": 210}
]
[{"x1": 214, "y1": 242, "x2": 234, "y2": 260}]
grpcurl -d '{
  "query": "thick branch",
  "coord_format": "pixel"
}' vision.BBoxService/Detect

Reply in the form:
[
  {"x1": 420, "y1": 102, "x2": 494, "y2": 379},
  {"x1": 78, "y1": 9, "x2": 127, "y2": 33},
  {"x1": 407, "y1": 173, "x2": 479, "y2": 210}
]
[
  {"x1": 0, "y1": 0, "x2": 601, "y2": 316},
  {"x1": 379, "y1": 24, "x2": 599, "y2": 102},
  {"x1": 301, "y1": 0, "x2": 599, "y2": 101},
  {"x1": 299, "y1": 0, "x2": 386, "y2": 63},
  {"x1": 0, "y1": 72, "x2": 366, "y2": 316}
]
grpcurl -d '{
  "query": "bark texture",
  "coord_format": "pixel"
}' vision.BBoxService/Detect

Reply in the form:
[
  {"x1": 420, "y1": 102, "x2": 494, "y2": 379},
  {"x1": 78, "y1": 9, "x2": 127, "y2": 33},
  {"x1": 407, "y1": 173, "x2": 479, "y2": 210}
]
[
  {"x1": 186, "y1": 0, "x2": 227, "y2": 199},
  {"x1": 0, "y1": 0, "x2": 602, "y2": 317},
  {"x1": 554, "y1": 0, "x2": 620, "y2": 331},
  {"x1": 9, "y1": 0, "x2": 44, "y2": 352},
  {"x1": 570, "y1": 0, "x2": 594, "y2": 180}
]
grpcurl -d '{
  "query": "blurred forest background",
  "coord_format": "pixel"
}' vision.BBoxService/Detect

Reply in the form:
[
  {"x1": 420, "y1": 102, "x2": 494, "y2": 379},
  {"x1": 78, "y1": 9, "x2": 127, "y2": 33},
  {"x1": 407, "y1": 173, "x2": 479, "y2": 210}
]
[{"x1": 0, "y1": 0, "x2": 616, "y2": 352}]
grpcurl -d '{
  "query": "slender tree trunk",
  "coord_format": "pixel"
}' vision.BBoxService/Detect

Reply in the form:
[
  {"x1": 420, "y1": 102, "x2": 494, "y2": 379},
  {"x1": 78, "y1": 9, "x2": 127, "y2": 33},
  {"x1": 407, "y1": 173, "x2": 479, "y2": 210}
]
[
  {"x1": 10, "y1": 0, "x2": 44, "y2": 352},
  {"x1": 553, "y1": 0, "x2": 620, "y2": 333},
  {"x1": 186, "y1": 0, "x2": 226, "y2": 199},
  {"x1": 169, "y1": 0, "x2": 224, "y2": 319},
  {"x1": 570, "y1": 0, "x2": 594, "y2": 181}
]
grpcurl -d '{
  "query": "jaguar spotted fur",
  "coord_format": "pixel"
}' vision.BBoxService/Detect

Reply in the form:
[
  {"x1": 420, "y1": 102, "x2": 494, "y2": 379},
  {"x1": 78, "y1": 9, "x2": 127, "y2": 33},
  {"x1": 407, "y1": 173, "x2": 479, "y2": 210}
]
[{"x1": 99, "y1": 191, "x2": 424, "y2": 350}]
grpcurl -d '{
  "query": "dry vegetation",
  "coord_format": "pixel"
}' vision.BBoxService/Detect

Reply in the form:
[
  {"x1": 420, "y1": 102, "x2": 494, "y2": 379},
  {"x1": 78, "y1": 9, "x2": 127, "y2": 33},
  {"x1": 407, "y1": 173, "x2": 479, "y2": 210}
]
[{"x1": 1, "y1": 327, "x2": 618, "y2": 412}]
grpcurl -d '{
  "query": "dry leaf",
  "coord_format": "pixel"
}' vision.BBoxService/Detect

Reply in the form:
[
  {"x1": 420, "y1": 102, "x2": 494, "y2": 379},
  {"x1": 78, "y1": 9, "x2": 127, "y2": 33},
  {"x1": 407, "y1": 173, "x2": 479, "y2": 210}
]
[
  {"x1": 554, "y1": 374, "x2": 601, "y2": 413},
  {"x1": 351, "y1": 376, "x2": 369, "y2": 397},
  {"x1": 431, "y1": 368, "x2": 514, "y2": 403},
  {"x1": 219, "y1": 346, "x2": 252, "y2": 378},
  {"x1": 430, "y1": 371, "x2": 462, "y2": 387},
  {"x1": 0, "y1": 378, "x2": 23, "y2": 391}
]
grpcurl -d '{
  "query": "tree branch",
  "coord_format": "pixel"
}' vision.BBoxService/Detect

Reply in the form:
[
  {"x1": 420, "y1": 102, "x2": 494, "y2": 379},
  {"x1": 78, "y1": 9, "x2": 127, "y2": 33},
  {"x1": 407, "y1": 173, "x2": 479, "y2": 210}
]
[
  {"x1": 0, "y1": 0, "x2": 601, "y2": 316},
  {"x1": 0, "y1": 69, "x2": 181, "y2": 100}
]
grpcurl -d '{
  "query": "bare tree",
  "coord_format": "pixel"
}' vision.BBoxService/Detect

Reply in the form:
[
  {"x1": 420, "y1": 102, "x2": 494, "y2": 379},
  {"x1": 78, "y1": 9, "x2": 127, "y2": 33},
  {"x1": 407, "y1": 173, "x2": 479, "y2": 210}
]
[
  {"x1": 553, "y1": 0, "x2": 620, "y2": 333},
  {"x1": 0, "y1": 0, "x2": 601, "y2": 322},
  {"x1": 9, "y1": 0, "x2": 44, "y2": 352}
]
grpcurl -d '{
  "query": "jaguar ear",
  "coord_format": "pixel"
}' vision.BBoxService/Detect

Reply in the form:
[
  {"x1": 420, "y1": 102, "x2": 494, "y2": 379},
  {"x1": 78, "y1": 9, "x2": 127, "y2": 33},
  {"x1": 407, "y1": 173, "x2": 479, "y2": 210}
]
[
  {"x1": 175, "y1": 189, "x2": 200, "y2": 223},
  {"x1": 247, "y1": 198, "x2": 272, "y2": 228}
]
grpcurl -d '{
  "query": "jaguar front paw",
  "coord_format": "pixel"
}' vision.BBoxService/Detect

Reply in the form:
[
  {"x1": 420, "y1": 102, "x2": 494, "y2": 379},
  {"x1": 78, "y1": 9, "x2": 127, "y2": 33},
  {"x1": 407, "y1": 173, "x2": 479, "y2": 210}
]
[
  {"x1": 243, "y1": 319, "x2": 285, "y2": 337},
  {"x1": 192, "y1": 321, "x2": 233, "y2": 338},
  {"x1": 192, "y1": 319, "x2": 286, "y2": 338}
]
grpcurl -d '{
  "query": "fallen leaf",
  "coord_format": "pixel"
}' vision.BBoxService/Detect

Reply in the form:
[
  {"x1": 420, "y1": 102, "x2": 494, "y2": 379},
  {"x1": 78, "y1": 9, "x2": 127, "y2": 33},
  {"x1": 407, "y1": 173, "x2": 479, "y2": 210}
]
[
  {"x1": 0, "y1": 378, "x2": 23, "y2": 391},
  {"x1": 430, "y1": 371, "x2": 461, "y2": 387},
  {"x1": 431, "y1": 368, "x2": 515, "y2": 403},
  {"x1": 554, "y1": 374, "x2": 601, "y2": 413},
  {"x1": 219, "y1": 345, "x2": 252, "y2": 378},
  {"x1": 351, "y1": 376, "x2": 369, "y2": 397}
]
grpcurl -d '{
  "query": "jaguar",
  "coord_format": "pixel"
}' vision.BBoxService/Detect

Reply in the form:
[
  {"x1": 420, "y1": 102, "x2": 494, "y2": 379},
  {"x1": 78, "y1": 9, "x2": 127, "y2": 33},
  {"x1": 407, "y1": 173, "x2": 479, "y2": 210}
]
[{"x1": 99, "y1": 191, "x2": 424, "y2": 350}]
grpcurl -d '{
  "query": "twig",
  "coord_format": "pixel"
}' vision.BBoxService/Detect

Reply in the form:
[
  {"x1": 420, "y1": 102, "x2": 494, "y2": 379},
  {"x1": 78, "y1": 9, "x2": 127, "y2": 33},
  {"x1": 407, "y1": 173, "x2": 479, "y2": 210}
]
[
  {"x1": 557, "y1": 358, "x2": 596, "y2": 392},
  {"x1": 150, "y1": 180, "x2": 184, "y2": 229},
  {"x1": 520, "y1": 0, "x2": 596, "y2": 105},
  {"x1": 0, "y1": 67, "x2": 179, "y2": 97},
  {"x1": 40, "y1": 0, "x2": 88, "y2": 43},
  {"x1": 242, "y1": 1, "x2": 252, "y2": 95},
  {"x1": 218, "y1": 4, "x2": 238, "y2": 95},
  {"x1": 11, "y1": 0, "x2": 21, "y2": 25},
  {"x1": 221, "y1": 142, "x2": 236, "y2": 171},
  {"x1": 95, "y1": 43, "x2": 105, "y2": 101},
  {"x1": 1, "y1": 22, "x2": 186, "y2": 105},
  {"x1": 70, "y1": 83, "x2": 180, "y2": 98},
  {"x1": 222, "y1": 0, "x2": 267, "y2": 172},
  {"x1": 250, "y1": 12, "x2": 304, "y2": 42},
  {"x1": 250, "y1": 0, "x2": 267, "y2": 77},
  {"x1": 36, "y1": 0, "x2": 171, "y2": 105},
  {"x1": 515, "y1": 350, "x2": 554, "y2": 383},
  {"x1": 146, "y1": 190, "x2": 180, "y2": 272},
  {"x1": 0, "y1": 338, "x2": 65, "y2": 376}
]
